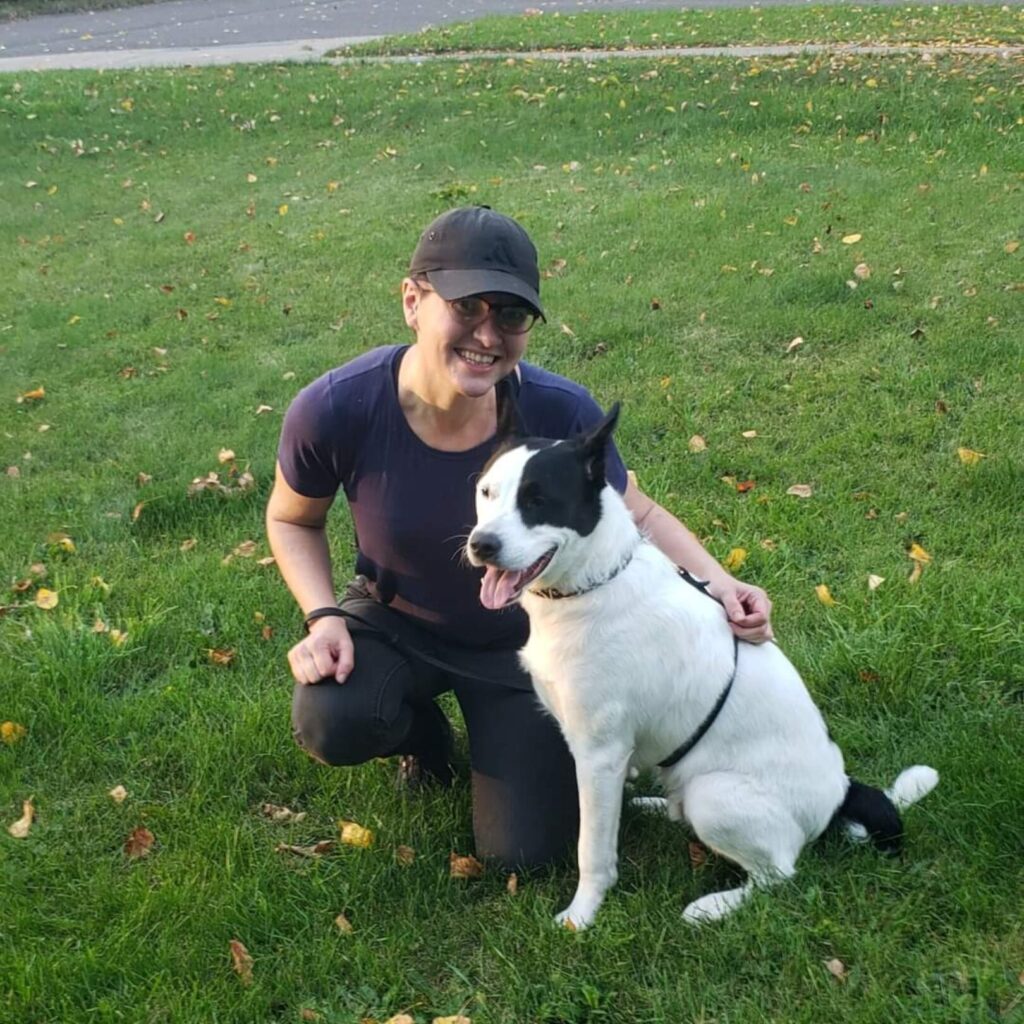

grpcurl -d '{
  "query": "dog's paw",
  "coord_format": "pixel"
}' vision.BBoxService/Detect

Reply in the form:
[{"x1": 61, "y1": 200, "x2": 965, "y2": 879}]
[
  {"x1": 682, "y1": 886, "x2": 750, "y2": 925},
  {"x1": 554, "y1": 903, "x2": 597, "y2": 931}
]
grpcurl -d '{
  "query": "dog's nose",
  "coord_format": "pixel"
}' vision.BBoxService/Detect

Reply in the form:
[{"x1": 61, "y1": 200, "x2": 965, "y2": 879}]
[{"x1": 469, "y1": 532, "x2": 502, "y2": 563}]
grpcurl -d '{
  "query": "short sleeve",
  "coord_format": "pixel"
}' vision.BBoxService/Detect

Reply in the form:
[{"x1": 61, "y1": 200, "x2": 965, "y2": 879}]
[
  {"x1": 277, "y1": 374, "x2": 347, "y2": 499},
  {"x1": 569, "y1": 393, "x2": 629, "y2": 495}
]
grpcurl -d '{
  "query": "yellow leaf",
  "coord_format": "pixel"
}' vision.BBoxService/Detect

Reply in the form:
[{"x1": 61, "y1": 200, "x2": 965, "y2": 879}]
[
  {"x1": 787, "y1": 484, "x2": 813, "y2": 498},
  {"x1": 908, "y1": 561, "x2": 924, "y2": 585},
  {"x1": 218, "y1": 448, "x2": 236, "y2": 464},
  {"x1": 815, "y1": 584, "x2": 837, "y2": 607},
  {"x1": 433, "y1": 1017, "x2": 472, "y2": 1024},
  {"x1": 213, "y1": 296, "x2": 232, "y2": 307},
  {"x1": 8, "y1": 798, "x2": 34, "y2": 839},
  {"x1": 339, "y1": 820, "x2": 374, "y2": 848},
  {"x1": 334, "y1": 913, "x2": 354, "y2": 934},
  {"x1": 723, "y1": 548, "x2": 748, "y2": 571},
  {"x1": 68, "y1": 314, "x2": 81, "y2": 325},
  {"x1": 908, "y1": 543, "x2": 932, "y2": 564},
  {"x1": 786, "y1": 336, "x2": 804, "y2": 353},
  {"x1": 841, "y1": 233, "x2": 862, "y2": 245},
  {"x1": 246, "y1": 172, "x2": 258, "y2": 183},
  {"x1": 957, "y1": 447, "x2": 985, "y2": 465},
  {"x1": 109, "y1": 785, "x2": 128, "y2": 803},
  {"x1": 1004, "y1": 240, "x2": 1020, "y2": 254},
  {"x1": 278, "y1": 204, "x2": 289, "y2": 216},
  {"x1": 741, "y1": 430, "x2": 758, "y2": 439},
  {"x1": 109, "y1": 629, "x2": 128, "y2": 647},
  {"x1": 1, "y1": 721, "x2": 27, "y2": 745},
  {"x1": 35, "y1": 588, "x2": 58, "y2": 610},
  {"x1": 867, "y1": 575, "x2": 885, "y2": 591}
]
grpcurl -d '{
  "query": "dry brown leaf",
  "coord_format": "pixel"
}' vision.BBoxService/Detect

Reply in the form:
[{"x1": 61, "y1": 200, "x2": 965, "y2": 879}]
[
  {"x1": 735, "y1": 480, "x2": 756, "y2": 494},
  {"x1": 825, "y1": 958, "x2": 849, "y2": 981},
  {"x1": 506, "y1": 872, "x2": 519, "y2": 894},
  {"x1": 334, "y1": 913, "x2": 354, "y2": 934},
  {"x1": 339, "y1": 820, "x2": 374, "y2": 848},
  {"x1": 124, "y1": 826, "x2": 154, "y2": 858},
  {"x1": 815, "y1": 584, "x2": 837, "y2": 607},
  {"x1": 131, "y1": 502, "x2": 145, "y2": 522},
  {"x1": 207, "y1": 648, "x2": 235, "y2": 667},
  {"x1": 1, "y1": 721, "x2": 27, "y2": 745},
  {"x1": 688, "y1": 435, "x2": 707, "y2": 453},
  {"x1": 853, "y1": 262, "x2": 871, "y2": 279},
  {"x1": 109, "y1": 784, "x2": 128, "y2": 803},
  {"x1": 787, "y1": 484, "x2": 813, "y2": 498},
  {"x1": 449, "y1": 852, "x2": 484, "y2": 879},
  {"x1": 233, "y1": 540, "x2": 258, "y2": 558},
  {"x1": 259, "y1": 802, "x2": 306, "y2": 823},
  {"x1": 275, "y1": 840, "x2": 336, "y2": 858},
  {"x1": 180, "y1": 538, "x2": 197, "y2": 552},
  {"x1": 1005, "y1": 240, "x2": 1020, "y2": 254},
  {"x1": 688, "y1": 840, "x2": 708, "y2": 868},
  {"x1": 8, "y1": 798, "x2": 34, "y2": 838},
  {"x1": 229, "y1": 939, "x2": 253, "y2": 986},
  {"x1": 395, "y1": 845, "x2": 416, "y2": 867}
]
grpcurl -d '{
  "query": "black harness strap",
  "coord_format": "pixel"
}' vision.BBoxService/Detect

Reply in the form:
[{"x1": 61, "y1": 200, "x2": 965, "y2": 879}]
[{"x1": 657, "y1": 569, "x2": 741, "y2": 769}]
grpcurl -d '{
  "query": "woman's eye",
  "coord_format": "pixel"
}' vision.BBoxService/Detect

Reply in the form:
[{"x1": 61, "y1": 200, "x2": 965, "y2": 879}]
[{"x1": 453, "y1": 297, "x2": 485, "y2": 318}]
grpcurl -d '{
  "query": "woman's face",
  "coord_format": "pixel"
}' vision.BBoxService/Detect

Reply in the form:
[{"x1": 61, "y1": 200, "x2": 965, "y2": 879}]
[{"x1": 402, "y1": 279, "x2": 532, "y2": 400}]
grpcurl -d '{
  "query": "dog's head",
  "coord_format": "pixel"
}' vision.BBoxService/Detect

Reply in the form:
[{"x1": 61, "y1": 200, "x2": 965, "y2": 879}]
[{"x1": 468, "y1": 402, "x2": 621, "y2": 609}]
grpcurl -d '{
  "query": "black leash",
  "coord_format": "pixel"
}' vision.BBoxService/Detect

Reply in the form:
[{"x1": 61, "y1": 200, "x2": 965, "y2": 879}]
[{"x1": 657, "y1": 568, "x2": 741, "y2": 769}]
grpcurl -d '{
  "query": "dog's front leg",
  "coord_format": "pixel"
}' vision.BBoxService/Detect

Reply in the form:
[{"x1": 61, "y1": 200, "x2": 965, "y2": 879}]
[{"x1": 555, "y1": 745, "x2": 631, "y2": 931}]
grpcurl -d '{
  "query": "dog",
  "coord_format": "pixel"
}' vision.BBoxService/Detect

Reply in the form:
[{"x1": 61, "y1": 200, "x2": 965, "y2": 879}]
[{"x1": 467, "y1": 403, "x2": 938, "y2": 929}]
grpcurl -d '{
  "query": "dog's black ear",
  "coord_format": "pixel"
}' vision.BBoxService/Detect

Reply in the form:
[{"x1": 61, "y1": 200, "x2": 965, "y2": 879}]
[{"x1": 578, "y1": 402, "x2": 621, "y2": 484}]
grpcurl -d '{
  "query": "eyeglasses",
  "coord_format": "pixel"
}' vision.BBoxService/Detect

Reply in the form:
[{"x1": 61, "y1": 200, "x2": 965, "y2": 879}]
[{"x1": 417, "y1": 283, "x2": 538, "y2": 335}]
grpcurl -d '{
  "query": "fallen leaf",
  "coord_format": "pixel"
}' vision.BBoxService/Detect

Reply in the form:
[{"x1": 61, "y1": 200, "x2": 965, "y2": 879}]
[
  {"x1": 735, "y1": 480, "x2": 755, "y2": 494},
  {"x1": 124, "y1": 826, "x2": 154, "y2": 858},
  {"x1": 688, "y1": 435, "x2": 707, "y2": 453},
  {"x1": 908, "y1": 562, "x2": 924, "y2": 585},
  {"x1": 229, "y1": 939, "x2": 254, "y2": 986},
  {"x1": 218, "y1": 448, "x2": 236, "y2": 464},
  {"x1": 449, "y1": 851, "x2": 484, "y2": 879},
  {"x1": 207, "y1": 649, "x2": 235, "y2": 667},
  {"x1": 18, "y1": 387, "x2": 46, "y2": 402},
  {"x1": 8, "y1": 798, "x2": 34, "y2": 838},
  {"x1": 957, "y1": 447, "x2": 986, "y2": 465},
  {"x1": 908, "y1": 543, "x2": 932, "y2": 564},
  {"x1": 395, "y1": 845, "x2": 416, "y2": 866},
  {"x1": 433, "y1": 1017, "x2": 472, "y2": 1024},
  {"x1": 183, "y1": 231, "x2": 196, "y2": 245},
  {"x1": 867, "y1": 575, "x2": 885, "y2": 591},
  {"x1": 339, "y1": 820, "x2": 374, "y2": 848},
  {"x1": 688, "y1": 840, "x2": 708, "y2": 868},
  {"x1": 723, "y1": 548, "x2": 748, "y2": 571},
  {"x1": 259, "y1": 802, "x2": 306, "y2": 823},
  {"x1": 300, "y1": 1011, "x2": 323, "y2": 1023},
  {"x1": 841, "y1": 234, "x2": 862, "y2": 245},
  {"x1": 506, "y1": 872, "x2": 518, "y2": 894},
  {"x1": 741, "y1": 430, "x2": 758, "y2": 439},
  {"x1": 334, "y1": 913, "x2": 354, "y2": 934},
  {"x1": 815, "y1": 584, "x2": 837, "y2": 607},
  {"x1": 787, "y1": 484, "x2": 813, "y2": 498},
  {"x1": 825, "y1": 958, "x2": 849, "y2": 981},
  {"x1": 560, "y1": 322, "x2": 576, "y2": 338},
  {"x1": 1005, "y1": 240, "x2": 1020, "y2": 254},
  {"x1": 109, "y1": 784, "x2": 128, "y2": 803},
  {"x1": 853, "y1": 262, "x2": 871, "y2": 279},
  {"x1": 786, "y1": 336, "x2": 804, "y2": 353},
  {"x1": 180, "y1": 538, "x2": 197, "y2": 552},
  {"x1": 34, "y1": 588, "x2": 58, "y2": 610},
  {"x1": 1, "y1": 721, "x2": 27, "y2": 745},
  {"x1": 275, "y1": 840, "x2": 335, "y2": 858}
]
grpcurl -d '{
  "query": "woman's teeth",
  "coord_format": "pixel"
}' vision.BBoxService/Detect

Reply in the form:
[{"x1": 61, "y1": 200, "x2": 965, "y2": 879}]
[{"x1": 457, "y1": 350, "x2": 497, "y2": 366}]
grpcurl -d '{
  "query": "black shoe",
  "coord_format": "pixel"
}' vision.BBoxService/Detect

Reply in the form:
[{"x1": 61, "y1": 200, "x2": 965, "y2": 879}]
[{"x1": 396, "y1": 706, "x2": 455, "y2": 792}]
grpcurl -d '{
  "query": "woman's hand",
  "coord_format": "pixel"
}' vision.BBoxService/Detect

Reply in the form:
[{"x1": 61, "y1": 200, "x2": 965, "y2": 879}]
[
  {"x1": 288, "y1": 617, "x2": 355, "y2": 684},
  {"x1": 711, "y1": 579, "x2": 774, "y2": 644}
]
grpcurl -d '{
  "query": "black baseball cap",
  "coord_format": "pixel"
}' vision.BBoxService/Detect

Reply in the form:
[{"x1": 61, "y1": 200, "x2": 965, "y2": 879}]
[{"x1": 409, "y1": 206, "x2": 545, "y2": 320}]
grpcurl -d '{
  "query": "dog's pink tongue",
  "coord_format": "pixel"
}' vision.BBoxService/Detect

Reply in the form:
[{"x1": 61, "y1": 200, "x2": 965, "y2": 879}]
[{"x1": 480, "y1": 566, "x2": 522, "y2": 610}]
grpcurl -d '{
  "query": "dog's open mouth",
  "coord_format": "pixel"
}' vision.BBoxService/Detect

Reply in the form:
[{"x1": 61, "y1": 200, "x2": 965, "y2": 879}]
[{"x1": 479, "y1": 547, "x2": 556, "y2": 610}]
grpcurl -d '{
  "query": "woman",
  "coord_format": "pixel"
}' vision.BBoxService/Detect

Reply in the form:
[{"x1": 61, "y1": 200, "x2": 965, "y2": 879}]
[{"x1": 266, "y1": 206, "x2": 773, "y2": 870}]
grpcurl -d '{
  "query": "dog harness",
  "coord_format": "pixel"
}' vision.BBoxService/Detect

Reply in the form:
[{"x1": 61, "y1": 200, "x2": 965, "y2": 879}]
[{"x1": 533, "y1": 556, "x2": 741, "y2": 768}]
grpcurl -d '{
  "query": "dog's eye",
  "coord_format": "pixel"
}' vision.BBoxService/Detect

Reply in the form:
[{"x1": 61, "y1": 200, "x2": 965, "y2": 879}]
[{"x1": 520, "y1": 484, "x2": 545, "y2": 510}]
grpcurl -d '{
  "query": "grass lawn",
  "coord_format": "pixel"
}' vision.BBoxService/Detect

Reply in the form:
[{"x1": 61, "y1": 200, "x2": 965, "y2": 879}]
[
  {"x1": 2, "y1": 11, "x2": 1023, "y2": 1023},
  {"x1": 339, "y1": 4, "x2": 1024, "y2": 56}
]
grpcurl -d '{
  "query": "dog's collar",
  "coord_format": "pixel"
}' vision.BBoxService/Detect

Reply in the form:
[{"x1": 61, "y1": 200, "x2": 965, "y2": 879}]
[{"x1": 531, "y1": 541, "x2": 640, "y2": 600}]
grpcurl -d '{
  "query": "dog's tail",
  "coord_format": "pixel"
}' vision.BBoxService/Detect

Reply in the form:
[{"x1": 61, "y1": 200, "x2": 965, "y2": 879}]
[{"x1": 838, "y1": 766, "x2": 939, "y2": 854}]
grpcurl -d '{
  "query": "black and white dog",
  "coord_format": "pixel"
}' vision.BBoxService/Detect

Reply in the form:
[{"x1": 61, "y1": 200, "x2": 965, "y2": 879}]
[{"x1": 467, "y1": 404, "x2": 937, "y2": 929}]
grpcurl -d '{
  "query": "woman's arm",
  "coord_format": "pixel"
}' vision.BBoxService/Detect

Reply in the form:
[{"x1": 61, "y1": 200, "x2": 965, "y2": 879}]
[{"x1": 623, "y1": 479, "x2": 774, "y2": 643}]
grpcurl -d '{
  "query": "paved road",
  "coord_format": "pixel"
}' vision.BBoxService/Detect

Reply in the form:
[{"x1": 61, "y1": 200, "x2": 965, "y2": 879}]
[{"x1": 0, "y1": 0, "x2": 1010, "y2": 71}]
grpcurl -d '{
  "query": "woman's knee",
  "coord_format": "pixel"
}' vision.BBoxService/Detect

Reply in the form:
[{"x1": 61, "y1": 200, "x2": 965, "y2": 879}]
[{"x1": 291, "y1": 681, "x2": 386, "y2": 767}]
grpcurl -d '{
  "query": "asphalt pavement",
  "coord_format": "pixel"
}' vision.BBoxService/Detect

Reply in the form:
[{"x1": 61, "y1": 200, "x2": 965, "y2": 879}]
[{"x1": 0, "y1": 0, "x2": 1012, "y2": 71}]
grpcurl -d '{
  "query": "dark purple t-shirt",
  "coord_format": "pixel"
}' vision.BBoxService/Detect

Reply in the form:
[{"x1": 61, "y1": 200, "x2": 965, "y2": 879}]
[{"x1": 277, "y1": 344, "x2": 627, "y2": 649}]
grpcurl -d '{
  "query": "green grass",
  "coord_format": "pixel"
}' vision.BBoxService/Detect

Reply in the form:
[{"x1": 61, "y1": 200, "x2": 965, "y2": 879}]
[
  {"x1": 0, "y1": 0, "x2": 161, "y2": 20},
  {"x1": 2, "y1": 23, "x2": 1023, "y2": 1024},
  {"x1": 338, "y1": 4, "x2": 1024, "y2": 56}
]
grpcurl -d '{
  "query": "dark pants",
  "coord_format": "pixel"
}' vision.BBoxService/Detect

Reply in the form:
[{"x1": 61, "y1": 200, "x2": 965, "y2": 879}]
[{"x1": 291, "y1": 583, "x2": 579, "y2": 870}]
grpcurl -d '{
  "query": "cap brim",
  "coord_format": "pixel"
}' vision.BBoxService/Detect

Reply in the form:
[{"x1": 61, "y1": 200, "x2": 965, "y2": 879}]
[{"x1": 426, "y1": 269, "x2": 545, "y2": 320}]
